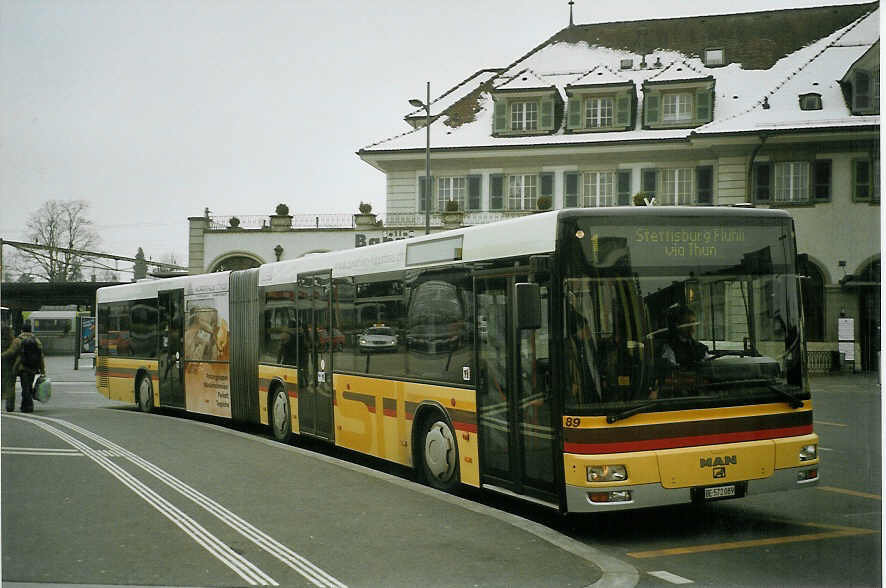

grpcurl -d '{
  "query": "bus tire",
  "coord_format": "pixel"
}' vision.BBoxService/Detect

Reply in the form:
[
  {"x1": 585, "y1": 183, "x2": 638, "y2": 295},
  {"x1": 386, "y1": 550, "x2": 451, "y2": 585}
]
[
  {"x1": 419, "y1": 413, "x2": 460, "y2": 492},
  {"x1": 270, "y1": 384, "x2": 292, "y2": 443},
  {"x1": 137, "y1": 373, "x2": 154, "y2": 413}
]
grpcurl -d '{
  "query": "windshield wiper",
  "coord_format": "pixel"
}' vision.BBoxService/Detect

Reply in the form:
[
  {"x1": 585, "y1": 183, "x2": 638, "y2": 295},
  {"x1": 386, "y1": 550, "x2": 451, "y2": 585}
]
[
  {"x1": 607, "y1": 401, "x2": 658, "y2": 424},
  {"x1": 768, "y1": 383, "x2": 804, "y2": 409},
  {"x1": 696, "y1": 378, "x2": 805, "y2": 409}
]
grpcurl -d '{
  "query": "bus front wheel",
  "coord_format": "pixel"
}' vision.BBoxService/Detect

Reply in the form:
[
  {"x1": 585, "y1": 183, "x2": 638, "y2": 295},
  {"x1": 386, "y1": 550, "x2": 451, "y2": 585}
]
[
  {"x1": 137, "y1": 374, "x2": 154, "y2": 413},
  {"x1": 270, "y1": 385, "x2": 292, "y2": 443},
  {"x1": 420, "y1": 415, "x2": 459, "y2": 492}
]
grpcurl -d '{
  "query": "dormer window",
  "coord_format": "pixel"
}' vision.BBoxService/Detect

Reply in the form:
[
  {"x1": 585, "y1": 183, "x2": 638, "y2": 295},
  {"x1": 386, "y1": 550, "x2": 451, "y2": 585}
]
[
  {"x1": 491, "y1": 89, "x2": 560, "y2": 136},
  {"x1": 620, "y1": 59, "x2": 633, "y2": 70},
  {"x1": 511, "y1": 101, "x2": 538, "y2": 131},
  {"x1": 841, "y1": 43, "x2": 879, "y2": 116},
  {"x1": 662, "y1": 92, "x2": 693, "y2": 123},
  {"x1": 565, "y1": 82, "x2": 635, "y2": 133},
  {"x1": 799, "y1": 93, "x2": 822, "y2": 111},
  {"x1": 642, "y1": 79, "x2": 715, "y2": 129},
  {"x1": 703, "y1": 48, "x2": 725, "y2": 67}
]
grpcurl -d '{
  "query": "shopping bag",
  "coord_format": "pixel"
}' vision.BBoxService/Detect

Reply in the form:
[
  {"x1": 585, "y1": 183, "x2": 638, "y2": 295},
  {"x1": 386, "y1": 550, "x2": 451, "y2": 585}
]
[{"x1": 34, "y1": 375, "x2": 52, "y2": 403}]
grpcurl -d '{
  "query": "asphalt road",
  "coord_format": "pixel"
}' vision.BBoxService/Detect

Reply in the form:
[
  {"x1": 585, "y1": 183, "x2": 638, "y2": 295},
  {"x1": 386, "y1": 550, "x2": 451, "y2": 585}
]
[{"x1": 2, "y1": 357, "x2": 881, "y2": 587}]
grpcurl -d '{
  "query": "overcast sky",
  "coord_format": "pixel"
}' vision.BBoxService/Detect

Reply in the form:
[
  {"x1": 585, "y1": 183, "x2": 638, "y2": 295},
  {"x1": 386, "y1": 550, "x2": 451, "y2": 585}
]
[{"x1": 0, "y1": 0, "x2": 871, "y2": 271}]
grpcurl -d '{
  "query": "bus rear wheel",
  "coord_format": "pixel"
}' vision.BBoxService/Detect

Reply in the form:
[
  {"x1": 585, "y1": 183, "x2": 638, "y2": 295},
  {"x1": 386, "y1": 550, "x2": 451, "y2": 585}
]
[
  {"x1": 137, "y1": 374, "x2": 154, "y2": 413},
  {"x1": 270, "y1": 385, "x2": 292, "y2": 442},
  {"x1": 420, "y1": 415, "x2": 459, "y2": 492}
]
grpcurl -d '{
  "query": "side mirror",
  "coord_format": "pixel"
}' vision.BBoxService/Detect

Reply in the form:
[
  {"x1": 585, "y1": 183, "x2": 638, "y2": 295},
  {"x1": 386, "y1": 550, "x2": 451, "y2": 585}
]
[
  {"x1": 797, "y1": 253, "x2": 809, "y2": 278},
  {"x1": 515, "y1": 283, "x2": 541, "y2": 330}
]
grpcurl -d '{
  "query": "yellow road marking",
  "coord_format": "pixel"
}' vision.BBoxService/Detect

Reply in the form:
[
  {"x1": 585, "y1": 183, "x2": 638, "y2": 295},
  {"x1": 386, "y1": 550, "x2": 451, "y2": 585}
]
[
  {"x1": 817, "y1": 485, "x2": 881, "y2": 500},
  {"x1": 814, "y1": 420, "x2": 848, "y2": 427},
  {"x1": 627, "y1": 520, "x2": 878, "y2": 559}
]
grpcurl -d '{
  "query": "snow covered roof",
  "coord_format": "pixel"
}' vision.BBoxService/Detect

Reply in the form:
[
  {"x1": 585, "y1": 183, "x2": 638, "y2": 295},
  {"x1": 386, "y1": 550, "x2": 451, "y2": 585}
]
[
  {"x1": 404, "y1": 68, "x2": 501, "y2": 120},
  {"x1": 567, "y1": 65, "x2": 633, "y2": 89},
  {"x1": 361, "y1": 3, "x2": 879, "y2": 155},
  {"x1": 494, "y1": 69, "x2": 557, "y2": 92}
]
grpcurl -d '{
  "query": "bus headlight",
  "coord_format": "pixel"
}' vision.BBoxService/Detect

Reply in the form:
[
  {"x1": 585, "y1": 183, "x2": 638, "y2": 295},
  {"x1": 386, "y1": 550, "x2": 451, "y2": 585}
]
[
  {"x1": 587, "y1": 465, "x2": 627, "y2": 482},
  {"x1": 799, "y1": 444, "x2": 817, "y2": 461}
]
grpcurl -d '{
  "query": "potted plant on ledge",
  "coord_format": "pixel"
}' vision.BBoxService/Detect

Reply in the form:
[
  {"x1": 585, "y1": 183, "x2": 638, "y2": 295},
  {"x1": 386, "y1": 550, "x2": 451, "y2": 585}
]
[
  {"x1": 442, "y1": 199, "x2": 464, "y2": 227},
  {"x1": 536, "y1": 195, "x2": 552, "y2": 212},
  {"x1": 270, "y1": 203, "x2": 293, "y2": 231},
  {"x1": 354, "y1": 201, "x2": 377, "y2": 227}
]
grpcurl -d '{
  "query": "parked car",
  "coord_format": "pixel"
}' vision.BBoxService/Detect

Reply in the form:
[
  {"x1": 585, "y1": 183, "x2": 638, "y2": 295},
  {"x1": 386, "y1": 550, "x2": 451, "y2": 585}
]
[{"x1": 359, "y1": 326, "x2": 398, "y2": 353}]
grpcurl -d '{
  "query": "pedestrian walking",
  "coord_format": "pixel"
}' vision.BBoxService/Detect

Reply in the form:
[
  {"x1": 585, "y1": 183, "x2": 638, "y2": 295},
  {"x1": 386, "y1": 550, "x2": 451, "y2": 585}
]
[
  {"x1": 10, "y1": 324, "x2": 45, "y2": 413},
  {"x1": 1, "y1": 325, "x2": 18, "y2": 411}
]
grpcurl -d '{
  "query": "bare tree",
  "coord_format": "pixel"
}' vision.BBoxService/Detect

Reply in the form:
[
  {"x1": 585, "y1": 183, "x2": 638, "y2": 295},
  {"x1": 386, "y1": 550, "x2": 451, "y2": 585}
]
[{"x1": 21, "y1": 200, "x2": 100, "y2": 282}]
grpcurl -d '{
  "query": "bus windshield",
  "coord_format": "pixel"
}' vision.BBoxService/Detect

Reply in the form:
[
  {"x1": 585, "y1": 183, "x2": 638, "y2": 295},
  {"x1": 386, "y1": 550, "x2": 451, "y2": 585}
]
[{"x1": 561, "y1": 214, "x2": 806, "y2": 414}]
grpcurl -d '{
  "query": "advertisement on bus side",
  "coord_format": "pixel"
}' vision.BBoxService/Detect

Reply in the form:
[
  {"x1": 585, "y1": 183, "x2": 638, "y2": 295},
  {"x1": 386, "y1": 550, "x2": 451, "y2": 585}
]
[{"x1": 183, "y1": 292, "x2": 232, "y2": 418}]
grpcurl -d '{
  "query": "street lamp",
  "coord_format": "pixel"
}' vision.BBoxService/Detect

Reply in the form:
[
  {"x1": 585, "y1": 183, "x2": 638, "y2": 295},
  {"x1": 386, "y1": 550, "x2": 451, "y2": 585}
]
[{"x1": 409, "y1": 81, "x2": 431, "y2": 235}]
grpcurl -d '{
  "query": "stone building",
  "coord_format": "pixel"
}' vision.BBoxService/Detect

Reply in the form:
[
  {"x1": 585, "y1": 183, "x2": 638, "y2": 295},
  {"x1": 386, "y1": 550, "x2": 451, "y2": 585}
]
[{"x1": 355, "y1": 2, "x2": 880, "y2": 370}]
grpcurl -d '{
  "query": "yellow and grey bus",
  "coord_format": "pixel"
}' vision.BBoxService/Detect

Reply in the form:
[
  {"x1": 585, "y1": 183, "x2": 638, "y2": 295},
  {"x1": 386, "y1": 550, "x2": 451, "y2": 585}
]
[{"x1": 96, "y1": 207, "x2": 818, "y2": 512}]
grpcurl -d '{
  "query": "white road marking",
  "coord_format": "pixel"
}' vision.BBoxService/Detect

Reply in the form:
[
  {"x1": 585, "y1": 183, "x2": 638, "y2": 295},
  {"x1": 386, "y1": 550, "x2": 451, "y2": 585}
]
[
  {"x1": 35, "y1": 414, "x2": 347, "y2": 588},
  {"x1": 2, "y1": 447, "x2": 118, "y2": 457},
  {"x1": 4, "y1": 414, "x2": 278, "y2": 586},
  {"x1": 649, "y1": 570, "x2": 694, "y2": 584}
]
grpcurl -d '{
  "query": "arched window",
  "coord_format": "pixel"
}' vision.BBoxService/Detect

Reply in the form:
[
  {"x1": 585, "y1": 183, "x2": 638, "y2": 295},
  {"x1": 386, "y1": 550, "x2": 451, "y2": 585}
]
[
  {"x1": 802, "y1": 261, "x2": 825, "y2": 341},
  {"x1": 211, "y1": 256, "x2": 260, "y2": 273}
]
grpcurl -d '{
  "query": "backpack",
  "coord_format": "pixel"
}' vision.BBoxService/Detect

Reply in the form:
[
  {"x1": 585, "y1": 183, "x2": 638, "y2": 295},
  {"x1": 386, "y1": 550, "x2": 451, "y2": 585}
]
[{"x1": 21, "y1": 336, "x2": 42, "y2": 371}]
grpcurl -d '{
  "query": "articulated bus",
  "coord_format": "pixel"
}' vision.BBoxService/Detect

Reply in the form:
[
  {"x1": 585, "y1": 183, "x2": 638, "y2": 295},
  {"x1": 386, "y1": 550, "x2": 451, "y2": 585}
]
[{"x1": 96, "y1": 207, "x2": 818, "y2": 512}]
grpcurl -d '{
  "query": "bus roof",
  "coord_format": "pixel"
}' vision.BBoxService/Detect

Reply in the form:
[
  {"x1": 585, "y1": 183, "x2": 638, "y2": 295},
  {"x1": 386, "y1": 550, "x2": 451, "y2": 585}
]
[
  {"x1": 96, "y1": 206, "x2": 794, "y2": 299},
  {"x1": 96, "y1": 270, "x2": 230, "y2": 304}
]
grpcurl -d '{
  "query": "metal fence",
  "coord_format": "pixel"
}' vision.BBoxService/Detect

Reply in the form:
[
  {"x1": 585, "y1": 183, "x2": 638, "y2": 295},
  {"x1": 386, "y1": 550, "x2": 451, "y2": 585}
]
[
  {"x1": 209, "y1": 214, "x2": 357, "y2": 230},
  {"x1": 807, "y1": 350, "x2": 839, "y2": 373},
  {"x1": 208, "y1": 210, "x2": 539, "y2": 231}
]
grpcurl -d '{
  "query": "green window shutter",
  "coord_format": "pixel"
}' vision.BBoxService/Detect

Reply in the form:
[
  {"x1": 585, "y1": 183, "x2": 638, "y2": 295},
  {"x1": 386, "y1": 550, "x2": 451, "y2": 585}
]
[
  {"x1": 853, "y1": 160, "x2": 871, "y2": 200},
  {"x1": 616, "y1": 95, "x2": 631, "y2": 128},
  {"x1": 854, "y1": 71, "x2": 872, "y2": 111},
  {"x1": 753, "y1": 164, "x2": 771, "y2": 202},
  {"x1": 641, "y1": 168, "x2": 658, "y2": 199},
  {"x1": 540, "y1": 172, "x2": 554, "y2": 197},
  {"x1": 617, "y1": 170, "x2": 632, "y2": 205},
  {"x1": 813, "y1": 160, "x2": 831, "y2": 201},
  {"x1": 493, "y1": 101, "x2": 508, "y2": 133},
  {"x1": 564, "y1": 172, "x2": 579, "y2": 207},
  {"x1": 468, "y1": 175, "x2": 482, "y2": 210},
  {"x1": 490, "y1": 174, "x2": 504, "y2": 210},
  {"x1": 695, "y1": 88, "x2": 712, "y2": 123},
  {"x1": 540, "y1": 98, "x2": 555, "y2": 131},
  {"x1": 419, "y1": 176, "x2": 434, "y2": 212},
  {"x1": 696, "y1": 166, "x2": 714, "y2": 204},
  {"x1": 567, "y1": 97, "x2": 582, "y2": 130},
  {"x1": 644, "y1": 93, "x2": 660, "y2": 127}
]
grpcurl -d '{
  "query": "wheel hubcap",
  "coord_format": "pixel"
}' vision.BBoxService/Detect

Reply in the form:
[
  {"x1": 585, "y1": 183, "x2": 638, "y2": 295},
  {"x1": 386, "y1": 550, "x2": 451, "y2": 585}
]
[
  {"x1": 273, "y1": 391, "x2": 288, "y2": 434},
  {"x1": 424, "y1": 421, "x2": 455, "y2": 479},
  {"x1": 139, "y1": 379, "x2": 151, "y2": 406}
]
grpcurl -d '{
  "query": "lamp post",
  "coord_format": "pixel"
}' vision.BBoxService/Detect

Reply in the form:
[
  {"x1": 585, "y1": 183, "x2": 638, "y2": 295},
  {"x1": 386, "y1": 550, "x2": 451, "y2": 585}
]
[{"x1": 409, "y1": 82, "x2": 431, "y2": 235}]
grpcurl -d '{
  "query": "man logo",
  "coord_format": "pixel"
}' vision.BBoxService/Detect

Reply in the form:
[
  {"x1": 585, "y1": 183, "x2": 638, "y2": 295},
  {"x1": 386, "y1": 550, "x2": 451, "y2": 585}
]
[
  {"x1": 713, "y1": 467, "x2": 727, "y2": 479},
  {"x1": 699, "y1": 455, "x2": 737, "y2": 468}
]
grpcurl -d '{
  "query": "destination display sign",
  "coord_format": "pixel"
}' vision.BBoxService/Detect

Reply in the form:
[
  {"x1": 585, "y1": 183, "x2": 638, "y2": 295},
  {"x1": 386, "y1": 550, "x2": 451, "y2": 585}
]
[{"x1": 574, "y1": 219, "x2": 792, "y2": 272}]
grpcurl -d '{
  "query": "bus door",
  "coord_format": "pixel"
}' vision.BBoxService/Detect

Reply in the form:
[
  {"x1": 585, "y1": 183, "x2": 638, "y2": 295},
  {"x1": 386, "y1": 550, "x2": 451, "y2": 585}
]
[
  {"x1": 158, "y1": 289, "x2": 185, "y2": 408},
  {"x1": 297, "y1": 271, "x2": 334, "y2": 441},
  {"x1": 475, "y1": 273, "x2": 557, "y2": 503}
]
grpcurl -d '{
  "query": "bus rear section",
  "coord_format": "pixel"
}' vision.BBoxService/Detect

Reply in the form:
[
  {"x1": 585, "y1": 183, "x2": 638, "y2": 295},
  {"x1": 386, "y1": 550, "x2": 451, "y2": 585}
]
[{"x1": 556, "y1": 209, "x2": 818, "y2": 512}]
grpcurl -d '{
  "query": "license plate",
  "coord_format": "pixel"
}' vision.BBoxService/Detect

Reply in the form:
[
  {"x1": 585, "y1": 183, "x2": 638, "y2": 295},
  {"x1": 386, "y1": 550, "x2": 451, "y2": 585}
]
[{"x1": 704, "y1": 485, "x2": 736, "y2": 499}]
